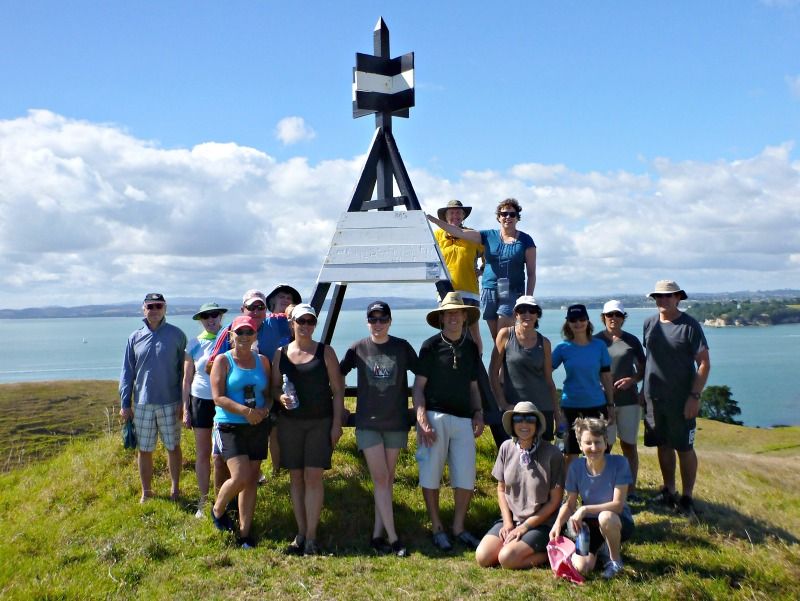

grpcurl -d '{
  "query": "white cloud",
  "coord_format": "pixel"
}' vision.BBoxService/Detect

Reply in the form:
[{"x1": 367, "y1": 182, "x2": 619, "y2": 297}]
[
  {"x1": 0, "y1": 110, "x2": 798, "y2": 309},
  {"x1": 275, "y1": 116, "x2": 316, "y2": 145},
  {"x1": 786, "y1": 74, "x2": 800, "y2": 100}
]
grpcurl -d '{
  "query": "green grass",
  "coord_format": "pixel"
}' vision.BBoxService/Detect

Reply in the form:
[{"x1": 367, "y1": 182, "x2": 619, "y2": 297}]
[{"x1": 0, "y1": 382, "x2": 799, "y2": 599}]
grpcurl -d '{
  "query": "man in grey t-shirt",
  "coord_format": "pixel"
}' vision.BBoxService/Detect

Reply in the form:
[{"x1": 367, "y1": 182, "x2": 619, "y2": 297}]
[{"x1": 642, "y1": 280, "x2": 710, "y2": 518}]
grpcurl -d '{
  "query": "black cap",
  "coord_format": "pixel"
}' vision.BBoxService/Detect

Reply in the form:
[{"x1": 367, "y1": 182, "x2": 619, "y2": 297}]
[
  {"x1": 144, "y1": 293, "x2": 165, "y2": 303},
  {"x1": 566, "y1": 304, "x2": 589, "y2": 321},
  {"x1": 366, "y1": 300, "x2": 391, "y2": 318}
]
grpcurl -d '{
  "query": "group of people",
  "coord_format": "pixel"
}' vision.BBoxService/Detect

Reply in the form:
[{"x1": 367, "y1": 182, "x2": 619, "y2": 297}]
[{"x1": 118, "y1": 197, "x2": 711, "y2": 579}]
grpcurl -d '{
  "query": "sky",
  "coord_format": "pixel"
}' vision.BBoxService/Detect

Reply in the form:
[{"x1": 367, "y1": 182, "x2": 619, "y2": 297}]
[{"x1": 1, "y1": 0, "x2": 799, "y2": 309}]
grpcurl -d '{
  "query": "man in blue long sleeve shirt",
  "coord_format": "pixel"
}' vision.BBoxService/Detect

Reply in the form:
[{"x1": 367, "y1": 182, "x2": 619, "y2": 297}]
[{"x1": 119, "y1": 293, "x2": 187, "y2": 502}]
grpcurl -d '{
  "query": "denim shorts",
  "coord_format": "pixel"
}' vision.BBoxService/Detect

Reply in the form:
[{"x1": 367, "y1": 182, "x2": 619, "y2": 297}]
[{"x1": 481, "y1": 287, "x2": 523, "y2": 320}]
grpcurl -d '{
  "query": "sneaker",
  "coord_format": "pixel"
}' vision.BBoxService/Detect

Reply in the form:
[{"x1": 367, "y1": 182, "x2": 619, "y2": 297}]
[
  {"x1": 391, "y1": 539, "x2": 408, "y2": 558},
  {"x1": 602, "y1": 560, "x2": 624, "y2": 579},
  {"x1": 194, "y1": 497, "x2": 207, "y2": 519},
  {"x1": 652, "y1": 486, "x2": 677, "y2": 508},
  {"x1": 210, "y1": 505, "x2": 235, "y2": 532},
  {"x1": 303, "y1": 539, "x2": 322, "y2": 556},
  {"x1": 431, "y1": 530, "x2": 453, "y2": 551},
  {"x1": 370, "y1": 537, "x2": 392, "y2": 555},
  {"x1": 284, "y1": 535, "x2": 305, "y2": 556},
  {"x1": 258, "y1": 472, "x2": 267, "y2": 485},
  {"x1": 239, "y1": 536, "x2": 257, "y2": 549},
  {"x1": 454, "y1": 530, "x2": 481, "y2": 549},
  {"x1": 677, "y1": 495, "x2": 698, "y2": 518}
]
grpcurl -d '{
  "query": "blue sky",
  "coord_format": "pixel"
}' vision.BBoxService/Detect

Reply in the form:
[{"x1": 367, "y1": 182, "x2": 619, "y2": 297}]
[{"x1": 1, "y1": 1, "x2": 799, "y2": 308}]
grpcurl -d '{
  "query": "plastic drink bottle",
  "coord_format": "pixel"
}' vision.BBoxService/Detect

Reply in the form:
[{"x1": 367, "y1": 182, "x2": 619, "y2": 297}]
[{"x1": 282, "y1": 374, "x2": 299, "y2": 410}]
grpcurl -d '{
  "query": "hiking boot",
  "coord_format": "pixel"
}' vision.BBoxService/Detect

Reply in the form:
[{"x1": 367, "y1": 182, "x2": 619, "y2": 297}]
[
  {"x1": 210, "y1": 505, "x2": 235, "y2": 532},
  {"x1": 454, "y1": 530, "x2": 481, "y2": 550},
  {"x1": 303, "y1": 539, "x2": 322, "y2": 556},
  {"x1": 432, "y1": 530, "x2": 453, "y2": 551},
  {"x1": 238, "y1": 536, "x2": 257, "y2": 549},
  {"x1": 391, "y1": 539, "x2": 408, "y2": 558},
  {"x1": 284, "y1": 535, "x2": 305, "y2": 556},
  {"x1": 602, "y1": 560, "x2": 624, "y2": 579},
  {"x1": 370, "y1": 537, "x2": 392, "y2": 555},
  {"x1": 652, "y1": 486, "x2": 677, "y2": 508},
  {"x1": 677, "y1": 495, "x2": 698, "y2": 518}
]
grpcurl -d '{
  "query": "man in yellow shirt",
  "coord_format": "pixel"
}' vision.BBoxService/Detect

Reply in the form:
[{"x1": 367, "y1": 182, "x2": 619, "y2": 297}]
[{"x1": 434, "y1": 200, "x2": 485, "y2": 354}]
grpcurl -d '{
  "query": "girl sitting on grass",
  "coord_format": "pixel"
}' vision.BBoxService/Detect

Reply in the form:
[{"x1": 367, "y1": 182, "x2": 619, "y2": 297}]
[{"x1": 549, "y1": 416, "x2": 634, "y2": 579}]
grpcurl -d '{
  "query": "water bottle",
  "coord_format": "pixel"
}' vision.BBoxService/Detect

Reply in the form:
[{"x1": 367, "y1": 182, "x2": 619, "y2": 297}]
[
  {"x1": 555, "y1": 418, "x2": 567, "y2": 452},
  {"x1": 243, "y1": 384, "x2": 256, "y2": 409},
  {"x1": 282, "y1": 374, "x2": 299, "y2": 410},
  {"x1": 575, "y1": 524, "x2": 590, "y2": 556}
]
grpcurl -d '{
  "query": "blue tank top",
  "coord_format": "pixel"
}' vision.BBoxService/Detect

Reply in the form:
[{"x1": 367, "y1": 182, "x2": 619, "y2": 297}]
[{"x1": 215, "y1": 350, "x2": 269, "y2": 424}]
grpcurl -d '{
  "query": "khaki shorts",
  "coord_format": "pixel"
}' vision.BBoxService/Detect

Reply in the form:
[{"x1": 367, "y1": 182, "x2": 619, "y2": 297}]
[{"x1": 415, "y1": 411, "x2": 476, "y2": 490}]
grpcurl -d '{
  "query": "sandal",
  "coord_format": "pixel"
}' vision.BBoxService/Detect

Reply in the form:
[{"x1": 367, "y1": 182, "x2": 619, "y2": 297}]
[{"x1": 453, "y1": 530, "x2": 481, "y2": 549}]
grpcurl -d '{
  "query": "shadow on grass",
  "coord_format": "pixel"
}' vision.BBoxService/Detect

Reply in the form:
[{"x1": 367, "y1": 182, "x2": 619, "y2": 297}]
[{"x1": 638, "y1": 485, "x2": 799, "y2": 545}]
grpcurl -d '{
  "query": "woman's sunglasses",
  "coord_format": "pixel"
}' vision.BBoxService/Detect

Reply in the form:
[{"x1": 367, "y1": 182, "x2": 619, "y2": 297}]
[
  {"x1": 199, "y1": 311, "x2": 222, "y2": 319},
  {"x1": 294, "y1": 317, "x2": 317, "y2": 326},
  {"x1": 234, "y1": 328, "x2": 256, "y2": 336},
  {"x1": 367, "y1": 316, "x2": 391, "y2": 324},
  {"x1": 512, "y1": 414, "x2": 538, "y2": 424}
]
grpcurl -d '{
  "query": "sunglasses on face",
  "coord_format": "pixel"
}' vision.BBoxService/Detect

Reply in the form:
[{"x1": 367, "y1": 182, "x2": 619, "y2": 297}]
[
  {"x1": 367, "y1": 316, "x2": 391, "y2": 324},
  {"x1": 512, "y1": 414, "x2": 538, "y2": 424},
  {"x1": 651, "y1": 293, "x2": 674, "y2": 299},
  {"x1": 568, "y1": 317, "x2": 588, "y2": 323},
  {"x1": 294, "y1": 317, "x2": 317, "y2": 326},
  {"x1": 199, "y1": 311, "x2": 222, "y2": 319},
  {"x1": 234, "y1": 328, "x2": 256, "y2": 336},
  {"x1": 498, "y1": 211, "x2": 518, "y2": 218},
  {"x1": 515, "y1": 307, "x2": 539, "y2": 315},
  {"x1": 245, "y1": 303, "x2": 266, "y2": 311},
  {"x1": 145, "y1": 303, "x2": 164, "y2": 310},
  {"x1": 604, "y1": 312, "x2": 625, "y2": 319}
]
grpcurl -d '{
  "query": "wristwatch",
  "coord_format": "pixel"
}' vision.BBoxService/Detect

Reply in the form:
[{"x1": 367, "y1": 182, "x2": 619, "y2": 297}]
[{"x1": 689, "y1": 392, "x2": 701, "y2": 400}]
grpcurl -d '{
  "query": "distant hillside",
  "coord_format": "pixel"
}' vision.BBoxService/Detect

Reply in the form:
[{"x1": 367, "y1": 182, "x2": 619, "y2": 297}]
[{"x1": 2, "y1": 290, "x2": 799, "y2": 319}]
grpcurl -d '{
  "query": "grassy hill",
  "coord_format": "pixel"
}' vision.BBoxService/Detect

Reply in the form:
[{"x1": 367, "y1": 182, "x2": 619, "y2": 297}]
[{"x1": 0, "y1": 382, "x2": 798, "y2": 600}]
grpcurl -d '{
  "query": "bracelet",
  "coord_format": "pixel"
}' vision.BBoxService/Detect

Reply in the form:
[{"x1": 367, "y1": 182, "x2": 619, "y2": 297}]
[{"x1": 689, "y1": 392, "x2": 701, "y2": 399}]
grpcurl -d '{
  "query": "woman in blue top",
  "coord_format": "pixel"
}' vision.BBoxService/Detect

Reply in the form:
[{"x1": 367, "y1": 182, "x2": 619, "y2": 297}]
[
  {"x1": 182, "y1": 302, "x2": 228, "y2": 518},
  {"x1": 549, "y1": 416, "x2": 634, "y2": 580},
  {"x1": 551, "y1": 304, "x2": 614, "y2": 468},
  {"x1": 209, "y1": 315, "x2": 271, "y2": 548},
  {"x1": 428, "y1": 198, "x2": 537, "y2": 339}
]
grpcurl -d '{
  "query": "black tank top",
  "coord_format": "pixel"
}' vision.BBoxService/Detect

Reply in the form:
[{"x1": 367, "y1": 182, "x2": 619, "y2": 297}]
[{"x1": 279, "y1": 343, "x2": 333, "y2": 420}]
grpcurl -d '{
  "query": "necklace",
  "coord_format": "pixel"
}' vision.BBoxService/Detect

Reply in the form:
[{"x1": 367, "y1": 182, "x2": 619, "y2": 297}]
[{"x1": 440, "y1": 330, "x2": 466, "y2": 370}]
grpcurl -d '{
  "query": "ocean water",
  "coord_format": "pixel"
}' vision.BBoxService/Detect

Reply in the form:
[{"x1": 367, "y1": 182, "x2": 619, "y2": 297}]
[{"x1": 1, "y1": 308, "x2": 797, "y2": 428}]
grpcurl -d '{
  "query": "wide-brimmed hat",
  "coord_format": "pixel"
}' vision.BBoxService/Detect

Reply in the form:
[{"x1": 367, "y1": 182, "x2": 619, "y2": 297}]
[
  {"x1": 426, "y1": 292, "x2": 480, "y2": 328},
  {"x1": 436, "y1": 199, "x2": 472, "y2": 220},
  {"x1": 502, "y1": 401, "x2": 547, "y2": 438},
  {"x1": 266, "y1": 284, "x2": 302, "y2": 310},
  {"x1": 648, "y1": 280, "x2": 687, "y2": 300},
  {"x1": 192, "y1": 302, "x2": 228, "y2": 320}
]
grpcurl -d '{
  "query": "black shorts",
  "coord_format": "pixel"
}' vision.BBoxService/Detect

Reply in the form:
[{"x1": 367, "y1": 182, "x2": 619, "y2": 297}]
[
  {"x1": 562, "y1": 405, "x2": 610, "y2": 454},
  {"x1": 213, "y1": 420, "x2": 270, "y2": 461},
  {"x1": 189, "y1": 396, "x2": 216, "y2": 429},
  {"x1": 583, "y1": 515, "x2": 634, "y2": 553},
  {"x1": 652, "y1": 399, "x2": 696, "y2": 452},
  {"x1": 278, "y1": 416, "x2": 333, "y2": 470}
]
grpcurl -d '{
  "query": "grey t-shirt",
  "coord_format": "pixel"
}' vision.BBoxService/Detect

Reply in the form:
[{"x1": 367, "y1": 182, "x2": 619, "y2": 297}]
[
  {"x1": 594, "y1": 330, "x2": 645, "y2": 407},
  {"x1": 643, "y1": 312, "x2": 708, "y2": 405},
  {"x1": 491, "y1": 439, "x2": 564, "y2": 523}
]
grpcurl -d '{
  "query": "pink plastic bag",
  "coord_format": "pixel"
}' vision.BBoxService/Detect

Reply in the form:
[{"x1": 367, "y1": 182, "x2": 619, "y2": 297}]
[{"x1": 547, "y1": 536, "x2": 585, "y2": 585}]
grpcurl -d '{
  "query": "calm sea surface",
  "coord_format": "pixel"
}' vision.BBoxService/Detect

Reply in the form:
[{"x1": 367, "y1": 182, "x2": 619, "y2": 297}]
[{"x1": 1, "y1": 308, "x2": 797, "y2": 428}]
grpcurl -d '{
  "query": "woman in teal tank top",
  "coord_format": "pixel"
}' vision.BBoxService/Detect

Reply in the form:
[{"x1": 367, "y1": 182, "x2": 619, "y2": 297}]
[{"x1": 209, "y1": 315, "x2": 271, "y2": 548}]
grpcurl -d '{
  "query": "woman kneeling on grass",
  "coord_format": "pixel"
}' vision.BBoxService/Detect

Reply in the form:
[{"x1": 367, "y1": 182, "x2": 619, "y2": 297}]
[
  {"x1": 549, "y1": 416, "x2": 634, "y2": 579},
  {"x1": 475, "y1": 402, "x2": 564, "y2": 569}
]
